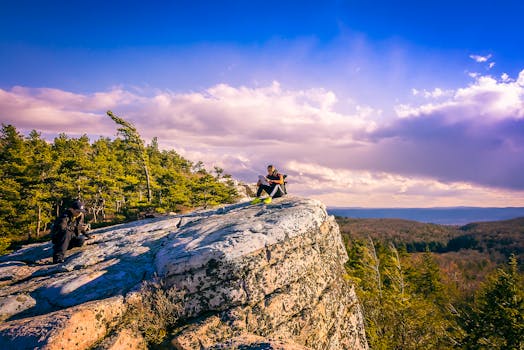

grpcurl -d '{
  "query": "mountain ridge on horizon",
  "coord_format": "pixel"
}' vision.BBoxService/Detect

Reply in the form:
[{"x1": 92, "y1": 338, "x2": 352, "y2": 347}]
[
  {"x1": 328, "y1": 205, "x2": 524, "y2": 209},
  {"x1": 327, "y1": 206, "x2": 524, "y2": 226}
]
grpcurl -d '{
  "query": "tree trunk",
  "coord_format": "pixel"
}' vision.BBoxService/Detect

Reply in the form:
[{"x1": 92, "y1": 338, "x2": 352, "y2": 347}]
[
  {"x1": 143, "y1": 163, "x2": 152, "y2": 203},
  {"x1": 56, "y1": 200, "x2": 62, "y2": 217},
  {"x1": 368, "y1": 237, "x2": 382, "y2": 299},
  {"x1": 36, "y1": 205, "x2": 42, "y2": 238}
]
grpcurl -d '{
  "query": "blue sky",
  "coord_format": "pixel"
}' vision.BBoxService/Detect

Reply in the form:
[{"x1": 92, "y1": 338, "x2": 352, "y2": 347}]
[
  {"x1": 1, "y1": 1, "x2": 524, "y2": 207},
  {"x1": 2, "y1": 1, "x2": 523, "y2": 91}
]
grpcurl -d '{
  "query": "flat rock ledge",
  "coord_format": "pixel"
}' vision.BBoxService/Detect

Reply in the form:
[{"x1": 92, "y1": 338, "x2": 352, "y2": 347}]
[{"x1": 0, "y1": 196, "x2": 368, "y2": 350}]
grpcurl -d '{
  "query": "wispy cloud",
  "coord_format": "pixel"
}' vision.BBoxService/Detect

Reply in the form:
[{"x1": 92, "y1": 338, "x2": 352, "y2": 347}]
[
  {"x1": 411, "y1": 87, "x2": 454, "y2": 99},
  {"x1": 469, "y1": 53, "x2": 492, "y2": 63}
]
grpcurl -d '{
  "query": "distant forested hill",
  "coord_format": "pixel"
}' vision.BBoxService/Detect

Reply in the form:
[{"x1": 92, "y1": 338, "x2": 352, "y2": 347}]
[
  {"x1": 337, "y1": 216, "x2": 524, "y2": 349},
  {"x1": 336, "y1": 216, "x2": 524, "y2": 265},
  {"x1": 454, "y1": 217, "x2": 524, "y2": 263},
  {"x1": 336, "y1": 217, "x2": 460, "y2": 252}
]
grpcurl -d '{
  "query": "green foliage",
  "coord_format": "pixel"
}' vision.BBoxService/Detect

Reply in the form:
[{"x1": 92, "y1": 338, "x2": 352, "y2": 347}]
[
  {"x1": 337, "y1": 216, "x2": 524, "y2": 268},
  {"x1": 0, "y1": 123, "x2": 238, "y2": 248},
  {"x1": 345, "y1": 238, "x2": 455, "y2": 349},
  {"x1": 410, "y1": 250, "x2": 445, "y2": 302},
  {"x1": 340, "y1": 216, "x2": 524, "y2": 349},
  {"x1": 336, "y1": 217, "x2": 459, "y2": 253},
  {"x1": 107, "y1": 110, "x2": 152, "y2": 203},
  {"x1": 457, "y1": 255, "x2": 524, "y2": 349},
  {"x1": 455, "y1": 218, "x2": 524, "y2": 265},
  {"x1": 0, "y1": 236, "x2": 11, "y2": 255}
]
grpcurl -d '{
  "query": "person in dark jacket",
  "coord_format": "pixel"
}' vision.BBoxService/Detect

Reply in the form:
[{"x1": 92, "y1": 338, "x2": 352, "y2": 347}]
[
  {"x1": 251, "y1": 164, "x2": 285, "y2": 204},
  {"x1": 51, "y1": 199, "x2": 92, "y2": 264}
]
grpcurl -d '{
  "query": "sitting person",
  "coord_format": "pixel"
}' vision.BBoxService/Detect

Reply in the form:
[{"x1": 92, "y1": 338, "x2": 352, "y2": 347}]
[
  {"x1": 51, "y1": 199, "x2": 92, "y2": 264},
  {"x1": 251, "y1": 164, "x2": 286, "y2": 204}
]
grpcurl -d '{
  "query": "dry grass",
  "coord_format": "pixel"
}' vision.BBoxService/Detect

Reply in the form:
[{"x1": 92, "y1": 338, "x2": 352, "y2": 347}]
[{"x1": 123, "y1": 279, "x2": 184, "y2": 345}]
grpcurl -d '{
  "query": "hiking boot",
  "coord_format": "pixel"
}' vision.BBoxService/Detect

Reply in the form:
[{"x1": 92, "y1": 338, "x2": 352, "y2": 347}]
[
  {"x1": 263, "y1": 197, "x2": 272, "y2": 204},
  {"x1": 250, "y1": 197, "x2": 262, "y2": 204}
]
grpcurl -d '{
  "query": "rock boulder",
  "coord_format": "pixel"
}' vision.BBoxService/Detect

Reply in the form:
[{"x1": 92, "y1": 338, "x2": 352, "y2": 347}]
[{"x1": 0, "y1": 196, "x2": 367, "y2": 349}]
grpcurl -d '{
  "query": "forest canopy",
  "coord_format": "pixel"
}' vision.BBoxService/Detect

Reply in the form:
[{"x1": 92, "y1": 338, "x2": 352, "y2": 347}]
[{"x1": 0, "y1": 119, "x2": 237, "y2": 252}]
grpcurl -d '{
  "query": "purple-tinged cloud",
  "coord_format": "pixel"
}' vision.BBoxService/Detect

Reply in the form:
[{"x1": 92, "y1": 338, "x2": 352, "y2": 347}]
[
  {"x1": 367, "y1": 71, "x2": 524, "y2": 190},
  {"x1": 0, "y1": 86, "x2": 137, "y2": 135},
  {"x1": 1, "y1": 70, "x2": 523, "y2": 206}
]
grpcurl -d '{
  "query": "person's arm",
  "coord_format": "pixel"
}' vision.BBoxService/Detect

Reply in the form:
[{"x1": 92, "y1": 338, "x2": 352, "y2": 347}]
[
  {"x1": 269, "y1": 174, "x2": 284, "y2": 185},
  {"x1": 257, "y1": 175, "x2": 268, "y2": 186},
  {"x1": 57, "y1": 215, "x2": 68, "y2": 235},
  {"x1": 76, "y1": 214, "x2": 92, "y2": 238}
]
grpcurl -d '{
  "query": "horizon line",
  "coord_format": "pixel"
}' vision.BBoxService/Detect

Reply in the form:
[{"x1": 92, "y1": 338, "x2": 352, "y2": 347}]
[{"x1": 327, "y1": 206, "x2": 524, "y2": 210}]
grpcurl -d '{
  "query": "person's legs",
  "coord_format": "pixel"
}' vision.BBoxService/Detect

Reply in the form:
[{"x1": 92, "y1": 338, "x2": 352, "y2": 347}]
[
  {"x1": 252, "y1": 184, "x2": 272, "y2": 204},
  {"x1": 53, "y1": 230, "x2": 73, "y2": 263},
  {"x1": 269, "y1": 184, "x2": 283, "y2": 198},
  {"x1": 256, "y1": 185, "x2": 272, "y2": 197},
  {"x1": 263, "y1": 184, "x2": 284, "y2": 203},
  {"x1": 68, "y1": 235, "x2": 85, "y2": 249},
  {"x1": 256, "y1": 185, "x2": 264, "y2": 197}
]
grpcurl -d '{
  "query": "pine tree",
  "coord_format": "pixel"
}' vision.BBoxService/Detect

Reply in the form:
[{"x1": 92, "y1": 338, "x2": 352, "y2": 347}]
[
  {"x1": 0, "y1": 125, "x2": 30, "y2": 239},
  {"x1": 346, "y1": 238, "x2": 456, "y2": 349},
  {"x1": 459, "y1": 255, "x2": 524, "y2": 349},
  {"x1": 25, "y1": 130, "x2": 54, "y2": 237},
  {"x1": 107, "y1": 111, "x2": 152, "y2": 203},
  {"x1": 412, "y1": 249, "x2": 445, "y2": 302}
]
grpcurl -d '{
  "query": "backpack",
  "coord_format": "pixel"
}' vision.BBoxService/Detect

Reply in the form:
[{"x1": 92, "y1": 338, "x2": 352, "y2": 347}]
[{"x1": 281, "y1": 174, "x2": 288, "y2": 194}]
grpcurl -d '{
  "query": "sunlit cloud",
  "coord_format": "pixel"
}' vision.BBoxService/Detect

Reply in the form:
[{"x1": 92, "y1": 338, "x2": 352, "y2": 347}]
[
  {"x1": 380, "y1": 69, "x2": 524, "y2": 191},
  {"x1": 288, "y1": 161, "x2": 524, "y2": 208},
  {"x1": 1, "y1": 69, "x2": 524, "y2": 207},
  {"x1": 396, "y1": 72, "x2": 524, "y2": 122}
]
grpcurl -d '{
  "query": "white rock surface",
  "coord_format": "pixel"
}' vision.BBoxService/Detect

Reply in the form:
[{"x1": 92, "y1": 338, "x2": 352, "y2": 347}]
[{"x1": 0, "y1": 196, "x2": 368, "y2": 350}]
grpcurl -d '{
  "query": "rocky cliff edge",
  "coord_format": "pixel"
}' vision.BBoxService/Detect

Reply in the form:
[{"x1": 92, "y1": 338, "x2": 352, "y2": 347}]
[{"x1": 0, "y1": 196, "x2": 368, "y2": 350}]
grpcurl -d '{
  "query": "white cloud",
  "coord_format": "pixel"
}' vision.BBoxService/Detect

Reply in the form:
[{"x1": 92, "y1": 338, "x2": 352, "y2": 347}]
[
  {"x1": 469, "y1": 54, "x2": 492, "y2": 63},
  {"x1": 0, "y1": 83, "x2": 377, "y2": 142},
  {"x1": 395, "y1": 70, "x2": 524, "y2": 121},
  {"x1": 1, "y1": 75, "x2": 524, "y2": 207},
  {"x1": 412, "y1": 87, "x2": 454, "y2": 99},
  {"x1": 501, "y1": 73, "x2": 511, "y2": 82},
  {"x1": 468, "y1": 72, "x2": 480, "y2": 79},
  {"x1": 0, "y1": 87, "x2": 114, "y2": 135},
  {"x1": 382, "y1": 69, "x2": 524, "y2": 192},
  {"x1": 518, "y1": 70, "x2": 524, "y2": 86},
  {"x1": 0, "y1": 82, "x2": 379, "y2": 183},
  {"x1": 488, "y1": 62, "x2": 496, "y2": 69},
  {"x1": 286, "y1": 161, "x2": 524, "y2": 207}
]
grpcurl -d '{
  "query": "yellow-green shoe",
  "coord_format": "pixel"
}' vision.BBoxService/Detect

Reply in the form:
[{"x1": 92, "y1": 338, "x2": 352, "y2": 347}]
[
  {"x1": 263, "y1": 197, "x2": 272, "y2": 204},
  {"x1": 250, "y1": 197, "x2": 262, "y2": 204}
]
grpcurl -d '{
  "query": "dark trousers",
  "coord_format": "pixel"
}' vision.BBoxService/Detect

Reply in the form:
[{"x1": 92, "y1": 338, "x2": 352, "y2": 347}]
[
  {"x1": 257, "y1": 184, "x2": 284, "y2": 198},
  {"x1": 52, "y1": 231, "x2": 85, "y2": 261}
]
